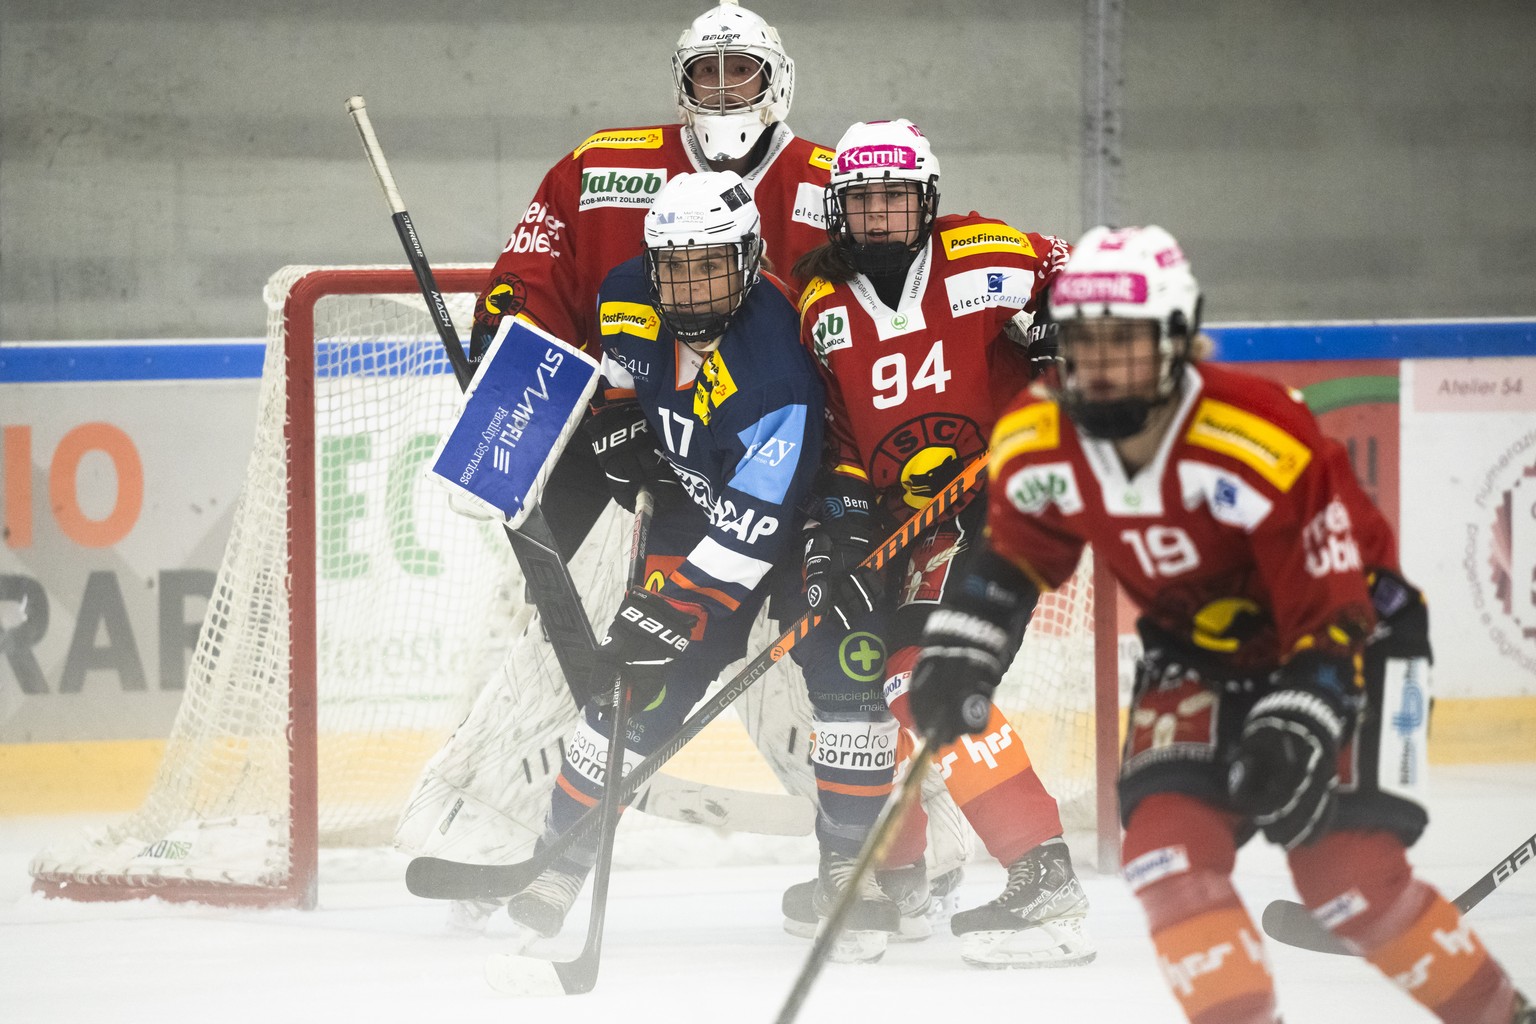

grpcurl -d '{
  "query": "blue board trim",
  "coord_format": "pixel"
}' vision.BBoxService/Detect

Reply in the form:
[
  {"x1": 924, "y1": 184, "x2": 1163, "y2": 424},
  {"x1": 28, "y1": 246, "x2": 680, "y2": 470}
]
[
  {"x1": 1207, "y1": 320, "x2": 1536, "y2": 362},
  {"x1": 4, "y1": 320, "x2": 1534, "y2": 382}
]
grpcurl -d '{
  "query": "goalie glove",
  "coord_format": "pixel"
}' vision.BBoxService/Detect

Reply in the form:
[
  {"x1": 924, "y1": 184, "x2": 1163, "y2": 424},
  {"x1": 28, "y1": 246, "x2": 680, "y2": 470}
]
[
  {"x1": 592, "y1": 586, "x2": 706, "y2": 711},
  {"x1": 1228, "y1": 650, "x2": 1361, "y2": 850},
  {"x1": 908, "y1": 554, "x2": 1039, "y2": 746},
  {"x1": 586, "y1": 398, "x2": 685, "y2": 513}
]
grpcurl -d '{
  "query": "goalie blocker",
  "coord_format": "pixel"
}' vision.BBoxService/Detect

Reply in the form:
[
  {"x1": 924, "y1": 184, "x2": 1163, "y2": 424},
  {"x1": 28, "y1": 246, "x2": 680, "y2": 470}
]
[{"x1": 429, "y1": 315, "x2": 599, "y2": 528}]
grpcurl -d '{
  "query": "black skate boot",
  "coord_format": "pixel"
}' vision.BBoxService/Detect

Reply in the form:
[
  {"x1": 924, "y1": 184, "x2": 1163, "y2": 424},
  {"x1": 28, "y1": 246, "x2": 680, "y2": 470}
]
[
  {"x1": 782, "y1": 856, "x2": 963, "y2": 941},
  {"x1": 811, "y1": 849, "x2": 899, "y2": 963},
  {"x1": 950, "y1": 837, "x2": 1095, "y2": 968},
  {"x1": 505, "y1": 863, "x2": 588, "y2": 951}
]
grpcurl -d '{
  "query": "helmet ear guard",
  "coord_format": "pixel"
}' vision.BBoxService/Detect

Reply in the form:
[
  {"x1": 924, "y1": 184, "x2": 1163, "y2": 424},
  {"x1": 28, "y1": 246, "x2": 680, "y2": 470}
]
[{"x1": 1046, "y1": 225, "x2": 1202, "y2": 439}]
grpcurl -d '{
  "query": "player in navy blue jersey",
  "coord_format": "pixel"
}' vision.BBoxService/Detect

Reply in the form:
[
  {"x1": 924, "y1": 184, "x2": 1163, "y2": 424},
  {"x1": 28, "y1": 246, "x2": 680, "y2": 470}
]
[{"x1": 503, "y1": 171, "x2": 904, "y2": 963}]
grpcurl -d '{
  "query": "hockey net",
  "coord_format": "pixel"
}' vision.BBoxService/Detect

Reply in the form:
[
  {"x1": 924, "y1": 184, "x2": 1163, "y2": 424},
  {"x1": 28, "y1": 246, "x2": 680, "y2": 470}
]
[{"x1": 29, "y1": 265, "x2": 1119, "y2": 908}]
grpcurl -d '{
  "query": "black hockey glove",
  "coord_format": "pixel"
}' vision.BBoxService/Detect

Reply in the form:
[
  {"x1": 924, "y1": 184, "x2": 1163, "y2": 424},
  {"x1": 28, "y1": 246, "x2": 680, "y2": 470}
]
[
  {"x1": 592, "y1": 586, "x2": 705, "y2": 711},
  {"x1": 1228, "y1": 650, "x2": 1361, "y2": 849},
  {"x1": 586, "y1": 399, "x2": 684, "y2": 513},
  {"x1": 803, "y1": 470, "x2": 884, "y2": 631},
  {"x1": 1365, "y1": 568, "x2": 1433, "y2": 662},
  {"x1": 908, "y1": 554, "x2": 1039, "y2": 746}
]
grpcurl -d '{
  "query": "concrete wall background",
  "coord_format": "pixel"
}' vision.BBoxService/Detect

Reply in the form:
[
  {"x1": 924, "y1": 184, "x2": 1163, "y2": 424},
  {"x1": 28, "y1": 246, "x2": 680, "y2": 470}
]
[{"x1": 2, "y1": 0, "x2": 1533, "y2": 341}]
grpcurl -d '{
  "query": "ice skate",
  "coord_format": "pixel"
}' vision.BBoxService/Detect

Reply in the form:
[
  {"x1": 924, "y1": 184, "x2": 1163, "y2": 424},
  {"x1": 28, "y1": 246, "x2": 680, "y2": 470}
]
[
  {"x1": 811, "y1": 849, "x2": 899, "y2": 964},
  {"x1": 445, "y1": 897, "x2": 505, "y2": 935},
  {"x1": 950, "y1": 838, "x2": 1095, "y2": 968},
  {"x1": 782, "y1": 857, "x2": 962, "y2": 941},
  {"x1": 504, "y1": 864, "x2": 587, "y2": 951}
]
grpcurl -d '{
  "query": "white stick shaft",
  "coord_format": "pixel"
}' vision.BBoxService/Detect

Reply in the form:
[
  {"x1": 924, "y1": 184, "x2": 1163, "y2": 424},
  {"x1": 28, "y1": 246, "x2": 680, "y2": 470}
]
[{"x1": 344, "y1": 96, "x2": 406, "y2": 215}]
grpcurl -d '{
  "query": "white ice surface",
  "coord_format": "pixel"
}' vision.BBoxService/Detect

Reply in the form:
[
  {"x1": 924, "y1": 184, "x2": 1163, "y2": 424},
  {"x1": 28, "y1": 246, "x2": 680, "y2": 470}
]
[{"x1": 3, "y1": 762, "x2": 1532, "y2": 1024}]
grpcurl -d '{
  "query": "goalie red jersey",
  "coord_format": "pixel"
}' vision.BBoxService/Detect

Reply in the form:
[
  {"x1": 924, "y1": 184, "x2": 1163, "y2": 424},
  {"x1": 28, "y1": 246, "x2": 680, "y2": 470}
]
[
  {"x1": 474, "y1": 122, "x2": 832, "y2": 356},
  {"x1": 799, "y1": 212, "x2": 1069, "y2": 516},
  {"x1": 986, "y1": 361, "x2": 1377, "y2": 669}
]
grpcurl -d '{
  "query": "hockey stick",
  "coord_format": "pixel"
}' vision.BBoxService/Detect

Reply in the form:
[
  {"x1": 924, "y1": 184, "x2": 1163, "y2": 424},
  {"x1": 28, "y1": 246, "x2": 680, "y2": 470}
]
[
  {"x1": 346, "y1": 97, "x2": 808, "y2": 841},
  {"x1": 773, "y1": 735, "x2": 934, "y2": 1024},
  {"x1": 404, "y1": 453, "x2": 991, "y2": 901},
  {"x1": 485, "y1": 489, "x2": 654, "y2": 996},
  {"x1": 1260, "y1": 828, "x2": 1536, "y2": 956},
  {"x1": 345, "y1": 95, "x2": 598, "y2": 703}
]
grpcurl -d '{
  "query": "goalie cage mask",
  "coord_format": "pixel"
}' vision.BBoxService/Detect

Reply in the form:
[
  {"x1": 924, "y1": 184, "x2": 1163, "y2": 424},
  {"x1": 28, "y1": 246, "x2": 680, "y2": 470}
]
[{"x1": 673, "y1": 3, "x2": 795, "y2": 162}]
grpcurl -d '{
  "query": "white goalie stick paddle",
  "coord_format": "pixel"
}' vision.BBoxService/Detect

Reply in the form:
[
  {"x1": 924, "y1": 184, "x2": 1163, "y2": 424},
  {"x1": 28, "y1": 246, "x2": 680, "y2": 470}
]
[
  {"x1": 485, "y1": 488, "x2": 654, "y2": 997},
  {"x1": 1261, "y1": 828, "x2": 1536, "y2": 956},
  {"x1": 404, "y1": 453, "x2": 991, "y2": 902}
]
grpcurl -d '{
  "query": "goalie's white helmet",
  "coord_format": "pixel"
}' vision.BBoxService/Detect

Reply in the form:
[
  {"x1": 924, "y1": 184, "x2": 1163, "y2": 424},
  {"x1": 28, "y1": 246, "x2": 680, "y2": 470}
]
[
  {"x1": 673, "y1": 2, "x2": 795, "y2": 162},
  {"x1": 644, "y1": 171, "x2": 764, "y2": 347},
  {"x1": 825, "y1": 119, "x2": 942, "y2": 276},
  {"x1": 1047, "y1": 225, "x2": 1203, "y2": 438}
]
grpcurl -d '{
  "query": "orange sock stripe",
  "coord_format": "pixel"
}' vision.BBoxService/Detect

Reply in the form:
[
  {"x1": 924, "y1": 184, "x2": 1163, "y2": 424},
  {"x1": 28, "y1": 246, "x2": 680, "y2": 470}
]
[
  {"x1": 816, "y1": 779, "x2": 894, "y2": 798},
  {"x1": 1368, "y1": 895, "x2": 1491, "y2": 1013},
  {"x1": 1154, "y1": 905, "x2": 1274, "y2": 1021},
  {"x1": 556, "y1": 774, "x2": 601, "y2": 808}
]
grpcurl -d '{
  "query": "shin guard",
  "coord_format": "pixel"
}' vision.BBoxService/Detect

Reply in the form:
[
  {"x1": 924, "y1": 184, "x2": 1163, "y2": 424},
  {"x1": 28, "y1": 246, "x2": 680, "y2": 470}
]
[
  {"x1": 1291, "y1": 831, "x2": 1518, "y2": 1024},
  {"x1": 1123, "y1": 794, "x2": 1277, "y2": 1024}
]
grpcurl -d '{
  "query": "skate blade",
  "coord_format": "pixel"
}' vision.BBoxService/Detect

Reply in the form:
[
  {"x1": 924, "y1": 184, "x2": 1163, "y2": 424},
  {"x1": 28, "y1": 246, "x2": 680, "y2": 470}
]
[
  {"x1": 787, "y1": 916, "x2": 929, "y2": 943},
  {"x1": 824, "y1": 927, "x2": 890, "y2": 964},
  {"x1": 958, "y1": 916, "x2": 1096, "y2": 969},
  {"x1": 485, "y1": 952, "x2": 566, "y2": 996}
]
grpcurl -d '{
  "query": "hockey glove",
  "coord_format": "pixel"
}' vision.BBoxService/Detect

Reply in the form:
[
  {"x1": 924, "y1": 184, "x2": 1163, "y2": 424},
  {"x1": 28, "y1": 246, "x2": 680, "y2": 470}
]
[
  {"x1": 1228, "y1": 650, "x2": 1360, "y2": 849},
  {"x1": 592, "y1": 586, "x2": 705, "y2": 711},
  {"x1": 908, "y1": 554, "x2": 1039, "y2": 746},
  {"x1": 586, "y1": 399, "x2": 684, "y2": 512},
  {"x1": 803, "y1": 469, "x2": 884, "y2": 630}
]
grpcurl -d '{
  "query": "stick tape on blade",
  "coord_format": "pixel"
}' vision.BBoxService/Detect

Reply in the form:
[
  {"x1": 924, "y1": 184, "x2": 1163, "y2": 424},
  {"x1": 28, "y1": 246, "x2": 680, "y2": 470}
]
[
  {"x1": 485, "y1": 954, "x2": 566, "y2": 997},
  {"x1": 429, "y1": 316, "x2": 599, "y2": 529}
]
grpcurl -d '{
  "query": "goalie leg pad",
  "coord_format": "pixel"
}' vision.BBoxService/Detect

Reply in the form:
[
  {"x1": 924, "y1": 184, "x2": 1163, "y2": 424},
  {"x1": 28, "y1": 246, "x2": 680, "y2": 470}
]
[
  {"x1": 1123, "y1": 794, "x2": 1277, "y2": 1024},
  {"x1": 1290, "y1": 830, "x2": 1519, "y2": 1023}
]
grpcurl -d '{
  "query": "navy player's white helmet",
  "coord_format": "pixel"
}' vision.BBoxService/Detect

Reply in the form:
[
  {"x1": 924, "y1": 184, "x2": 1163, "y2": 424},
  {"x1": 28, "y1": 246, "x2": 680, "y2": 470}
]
[
  {"x1": 825, "y1": 119, "x2": 942, "y2": 275},
  {"x1": 673, "y1": 2, "x2": 795, "y2": 162},
  {"x1": 644, "y1": 171, "x2": 764, "y2": 347},
  {"x1": 1046, "y1": 225, "x2": 1203, "y2": 438}
]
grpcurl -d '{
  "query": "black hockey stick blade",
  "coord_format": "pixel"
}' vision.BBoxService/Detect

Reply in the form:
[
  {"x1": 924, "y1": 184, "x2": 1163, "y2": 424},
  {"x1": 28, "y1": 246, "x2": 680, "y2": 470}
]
[
  {"x1": 1260, "y1": 828, "x2": 1536, "y2": 956},
  {"x1": 404, "y1": 455, "x2": 990, "y2": 902}
]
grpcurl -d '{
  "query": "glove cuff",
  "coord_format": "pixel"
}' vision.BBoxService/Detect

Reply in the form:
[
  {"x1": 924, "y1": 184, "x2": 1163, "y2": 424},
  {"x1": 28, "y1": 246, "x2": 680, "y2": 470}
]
[
  {"x1": 1246, "y1": 689, "x2": 1345, "y2": 744},
  {"x1": 923, "y1": 608, "x2": 1010, "y2": 658}
]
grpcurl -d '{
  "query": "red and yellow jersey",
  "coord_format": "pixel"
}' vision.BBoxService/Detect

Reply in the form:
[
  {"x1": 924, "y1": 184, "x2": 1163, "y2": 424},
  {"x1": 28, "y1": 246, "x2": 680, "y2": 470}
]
[
  {"x1": 473, "y1": 122, "x2": 834, "y2": 356},
  {"x1": 985, "y1": 362, "x2": 1377, "y2": 670},
  {"x1": 798, "y1": 212, "x2": 1069, "y2": 516}
]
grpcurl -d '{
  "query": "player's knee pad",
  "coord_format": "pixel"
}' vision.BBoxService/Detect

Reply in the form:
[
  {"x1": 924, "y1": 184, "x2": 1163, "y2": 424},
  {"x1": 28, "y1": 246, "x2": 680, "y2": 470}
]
[{"x1": 1288, "y1": 828, "x2": 1420, "y2": 949}]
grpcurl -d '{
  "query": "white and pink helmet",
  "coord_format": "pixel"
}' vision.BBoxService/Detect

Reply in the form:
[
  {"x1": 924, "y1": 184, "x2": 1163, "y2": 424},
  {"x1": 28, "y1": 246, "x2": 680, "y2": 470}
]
[
  {"x1": 828, "y1": 118, "x2": 941, "y2": 190},
  {"x1": 824, "y1": 119, "x2": 942, "y2": 275},
  {"x1": 1048, "y1": 225, "x2": 1201, "y2": 344},
  {"x1": 1047, "y1": 225, "x2": 1204, "y2": 438}
]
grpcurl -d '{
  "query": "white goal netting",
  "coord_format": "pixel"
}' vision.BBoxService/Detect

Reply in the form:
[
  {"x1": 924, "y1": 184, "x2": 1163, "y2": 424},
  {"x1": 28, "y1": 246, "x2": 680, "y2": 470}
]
[{"x1": 30, "y1": 266, "x2": 1112, "y2": 907}]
